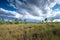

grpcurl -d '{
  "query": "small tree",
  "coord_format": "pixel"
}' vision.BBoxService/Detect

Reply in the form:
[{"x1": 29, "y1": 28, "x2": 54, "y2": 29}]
[
  {"x1": 41, "y1": 20, "x2": 44, "y2": 23},
  {"x1": 19, "y1": 19, "x2": 22, "y2": 23},
  {"x1": 0, "y1": 18, "x2": 2, "y2": 24},
  {"x1": 44, "y1": 18, "x2": 48, "y2": 23},
  {"x1": 5, "y1": 20, "x2": 9, "y2": 24},
  {"x1": 14, "y1": 18, "x2": 19, "y2": 24},
  {"x1": 24, "y1": 19, "x2": 27, "y2": 24},
  {"x1": 0, "y1": 18, "x2": 5, "y2": 24},
  {"x1": 50, "y1": 18, "x2": 54, "y2": 22}
]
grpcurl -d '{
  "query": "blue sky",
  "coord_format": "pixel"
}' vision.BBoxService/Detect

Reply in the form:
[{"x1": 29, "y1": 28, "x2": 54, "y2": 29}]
[
  {"x1": 52, "y1": 4, "x2": 60, "y2": 10},
  {"x1": 0, "y1": 0, "x2": 60, "y2": 22}
]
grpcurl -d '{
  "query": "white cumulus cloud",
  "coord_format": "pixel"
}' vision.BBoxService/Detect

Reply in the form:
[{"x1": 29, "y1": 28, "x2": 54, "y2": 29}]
[
  {"x1": 0, "y1": 0, "x2": 60, "y2": 22},
  {"x1": 0, "y1": 8, "x2": 23, "y2": 19}
]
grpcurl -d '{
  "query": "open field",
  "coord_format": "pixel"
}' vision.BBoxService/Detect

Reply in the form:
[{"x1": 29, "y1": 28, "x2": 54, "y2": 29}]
[{"x1": 0, "y1": 23, "x2": 60, "y2": 40}]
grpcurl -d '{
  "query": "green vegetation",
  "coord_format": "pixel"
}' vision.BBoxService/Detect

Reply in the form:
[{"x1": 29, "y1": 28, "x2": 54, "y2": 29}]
[
  {"x1": 0, "y1": 18, "x2": 28, "y2": 24},
  {"x1": 50, "y1": 18, "x2": 54, "y2": 22},
  {"x1": 44, "y1": 18, "x2": 48, "y2": 23},
  {"x1": 0, "y1": 18, "x2": 55, "y2": 24},
  {"x1": 0, "y1": 18, "x2": 60, "y2": 40}
]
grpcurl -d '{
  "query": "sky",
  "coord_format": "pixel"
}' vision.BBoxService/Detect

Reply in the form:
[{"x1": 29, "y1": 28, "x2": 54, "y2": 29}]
[{"x1": 0, "y1": 0, "x2": 60, "y2": 22}]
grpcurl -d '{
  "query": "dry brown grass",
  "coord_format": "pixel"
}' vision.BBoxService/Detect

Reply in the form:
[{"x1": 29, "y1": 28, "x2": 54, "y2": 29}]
[{"x1": 0, "y1": 23, "x2": 60, "y2": 40}]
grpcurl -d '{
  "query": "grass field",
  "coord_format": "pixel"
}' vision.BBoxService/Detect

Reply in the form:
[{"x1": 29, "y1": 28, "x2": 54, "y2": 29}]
[{"x1": 0, "y1": 23, "x2": 60, "y2": 40}]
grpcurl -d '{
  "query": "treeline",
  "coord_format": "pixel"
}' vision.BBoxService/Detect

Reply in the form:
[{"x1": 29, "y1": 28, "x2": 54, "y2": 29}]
[
  {"x1": 0, "y1": 18, "x2": 27, "y2": 24},
  {"x1": 0, "y1": 18, "x2": 54, "y2": 24}
]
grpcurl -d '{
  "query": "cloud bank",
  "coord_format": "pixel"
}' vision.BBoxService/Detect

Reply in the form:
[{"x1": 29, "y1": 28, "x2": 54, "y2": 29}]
[{"x1": 0, "y1": 0, "x2": 60, "y2": 22}]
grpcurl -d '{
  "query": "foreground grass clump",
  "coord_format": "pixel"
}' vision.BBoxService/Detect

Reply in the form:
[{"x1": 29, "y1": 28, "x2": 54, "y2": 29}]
[{"x1": 0, "y1": 23, "x2": 60, "y2": 40}]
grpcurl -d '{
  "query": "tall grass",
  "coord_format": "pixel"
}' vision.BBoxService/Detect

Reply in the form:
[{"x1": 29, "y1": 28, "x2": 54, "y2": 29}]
[{"x1": 0, "y1": 23, "x2": 60, "y2": 40}]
